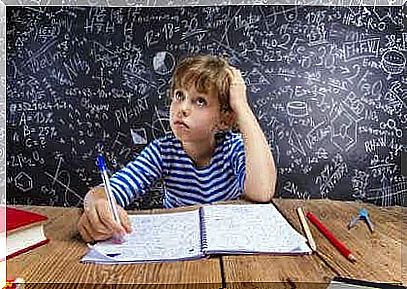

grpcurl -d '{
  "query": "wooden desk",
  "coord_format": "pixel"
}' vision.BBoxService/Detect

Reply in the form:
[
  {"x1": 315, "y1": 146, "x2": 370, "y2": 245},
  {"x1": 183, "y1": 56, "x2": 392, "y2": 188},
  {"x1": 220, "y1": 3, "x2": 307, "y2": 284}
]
[
  {"x1": 222, "y1": 199, "x2": 406, "y2": 288},
  {"x1": 6, "y1": 200, "x2": 406, "y2": 288},
  {"x1": 220, "y1": 199, "x2": 335, "y2": 289},
  {"x1": 6, "y1": 206, "x2": 222, "y2": 289}
]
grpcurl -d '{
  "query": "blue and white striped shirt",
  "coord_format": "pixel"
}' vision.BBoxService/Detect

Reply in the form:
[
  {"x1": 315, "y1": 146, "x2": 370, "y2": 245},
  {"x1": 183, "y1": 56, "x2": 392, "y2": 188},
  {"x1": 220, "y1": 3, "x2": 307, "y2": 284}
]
[{"x1": 110, "y1": 131, "x2": 246, "y2": 208}]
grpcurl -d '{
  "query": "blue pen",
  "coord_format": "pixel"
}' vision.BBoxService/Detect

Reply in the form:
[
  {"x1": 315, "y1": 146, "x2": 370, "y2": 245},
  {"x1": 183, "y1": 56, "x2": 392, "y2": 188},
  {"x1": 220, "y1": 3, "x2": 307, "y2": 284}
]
[{"x1": 97, "y1": 154, "x2": 125, "y2": 244}]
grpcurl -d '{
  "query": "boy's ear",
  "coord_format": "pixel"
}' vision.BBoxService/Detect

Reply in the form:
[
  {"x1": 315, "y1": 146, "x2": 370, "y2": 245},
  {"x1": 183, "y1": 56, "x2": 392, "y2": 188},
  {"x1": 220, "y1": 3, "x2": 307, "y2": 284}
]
[{"x1": 219, "y1": 110, "x2": 237, "y2": 130}]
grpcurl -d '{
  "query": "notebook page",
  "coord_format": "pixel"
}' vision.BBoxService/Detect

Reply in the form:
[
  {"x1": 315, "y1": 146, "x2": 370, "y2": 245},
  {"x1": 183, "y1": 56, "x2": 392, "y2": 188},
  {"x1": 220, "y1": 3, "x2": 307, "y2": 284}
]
[
  {"x1": 82, "y1": 209, "x2": 204, "y2": 263},
  {"x1": 202, "y1": 204, "x2": 311, "y2": 254}
]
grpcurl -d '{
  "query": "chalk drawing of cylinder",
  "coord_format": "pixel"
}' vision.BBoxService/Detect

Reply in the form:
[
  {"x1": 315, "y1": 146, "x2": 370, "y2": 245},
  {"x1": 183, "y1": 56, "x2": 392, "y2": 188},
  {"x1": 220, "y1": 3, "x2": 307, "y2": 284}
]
[
  {"x1": 287, "y1": 101, "x2": 308, "y2": 117},
  {"x1": 381, "y1": 50, "x2": 406, "y2": 75}
]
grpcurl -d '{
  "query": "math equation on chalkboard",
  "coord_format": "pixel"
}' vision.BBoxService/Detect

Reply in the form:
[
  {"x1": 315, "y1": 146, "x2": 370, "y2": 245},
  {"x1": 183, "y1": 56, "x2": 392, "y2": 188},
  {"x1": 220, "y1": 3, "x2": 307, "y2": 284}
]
[{"x1": 6, "y1": 5, "x2": 406, "y2": 207}]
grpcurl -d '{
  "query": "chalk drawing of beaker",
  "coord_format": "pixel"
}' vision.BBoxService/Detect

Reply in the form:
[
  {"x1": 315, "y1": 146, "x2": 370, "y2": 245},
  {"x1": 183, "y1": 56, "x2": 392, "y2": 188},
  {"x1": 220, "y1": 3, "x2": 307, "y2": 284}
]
[{"x1": 381, "y1": 49, "x2": 406, "y2": 75}]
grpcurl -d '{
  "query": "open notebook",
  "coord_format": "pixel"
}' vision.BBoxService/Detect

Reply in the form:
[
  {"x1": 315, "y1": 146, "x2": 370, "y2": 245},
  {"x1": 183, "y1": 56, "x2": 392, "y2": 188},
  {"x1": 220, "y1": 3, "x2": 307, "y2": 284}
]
[{"x1": 82, "y1": 203, "x2": 311, "y2": 263}]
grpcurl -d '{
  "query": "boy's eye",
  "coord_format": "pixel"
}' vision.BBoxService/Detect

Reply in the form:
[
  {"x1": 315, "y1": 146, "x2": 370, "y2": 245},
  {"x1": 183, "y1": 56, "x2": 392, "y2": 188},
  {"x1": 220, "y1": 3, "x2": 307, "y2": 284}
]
[
  {"x1": 173, "y1": 90, "x2": 184, "y2": 101},
  {"x1": 196, "y1": 97, "x2": 207, "y2": 107}
]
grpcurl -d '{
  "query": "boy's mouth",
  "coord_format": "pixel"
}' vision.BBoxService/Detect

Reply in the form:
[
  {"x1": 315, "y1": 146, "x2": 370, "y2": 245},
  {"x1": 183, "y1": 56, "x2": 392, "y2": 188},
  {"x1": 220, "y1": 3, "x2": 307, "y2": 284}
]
[{"x1": 173, "y1": 120, "x2": 190, "y2": 129}]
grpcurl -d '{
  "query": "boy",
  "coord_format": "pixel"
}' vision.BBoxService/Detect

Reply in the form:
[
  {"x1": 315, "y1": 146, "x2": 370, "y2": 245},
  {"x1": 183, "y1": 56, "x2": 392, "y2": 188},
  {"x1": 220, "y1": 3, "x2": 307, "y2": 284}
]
[{"x1": 78, "y1": 55, "x2": 276, "y2": 242}]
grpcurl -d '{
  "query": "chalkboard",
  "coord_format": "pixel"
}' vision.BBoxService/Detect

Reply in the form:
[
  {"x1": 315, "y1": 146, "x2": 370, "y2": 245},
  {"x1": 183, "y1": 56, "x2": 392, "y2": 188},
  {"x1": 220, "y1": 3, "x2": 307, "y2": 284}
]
[{"x1": 6, "y1": 5, "x2": 407, "y2": 208}]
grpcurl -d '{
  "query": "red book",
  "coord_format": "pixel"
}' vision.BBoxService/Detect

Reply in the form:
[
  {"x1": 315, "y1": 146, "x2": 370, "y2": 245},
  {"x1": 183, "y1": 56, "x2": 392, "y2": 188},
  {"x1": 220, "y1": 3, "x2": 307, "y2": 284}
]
[{"x1": 1, "y1": 206, "x2": 49, "y2": 259}]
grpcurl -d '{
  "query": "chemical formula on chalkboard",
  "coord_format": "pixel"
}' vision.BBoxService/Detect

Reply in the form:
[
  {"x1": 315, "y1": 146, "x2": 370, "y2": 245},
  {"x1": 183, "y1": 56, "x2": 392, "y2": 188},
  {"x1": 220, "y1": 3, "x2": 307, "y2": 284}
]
[{"x1": 6, "y1": 5, "x2": 407, "y2": 207}]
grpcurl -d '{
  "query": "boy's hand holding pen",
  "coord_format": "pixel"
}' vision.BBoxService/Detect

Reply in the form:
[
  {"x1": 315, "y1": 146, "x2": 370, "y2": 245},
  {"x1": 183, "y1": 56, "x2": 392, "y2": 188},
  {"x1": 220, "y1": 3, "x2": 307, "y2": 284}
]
[{"x1": 77, "y1": 156, "x2": 132, "y2": 243}]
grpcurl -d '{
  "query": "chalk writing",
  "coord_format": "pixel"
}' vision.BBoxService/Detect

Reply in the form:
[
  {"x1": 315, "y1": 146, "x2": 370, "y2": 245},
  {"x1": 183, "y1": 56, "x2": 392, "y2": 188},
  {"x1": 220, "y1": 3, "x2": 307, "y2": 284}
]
[{"x1": 6, "y1": 5, "x2": 406, "y2": 207}]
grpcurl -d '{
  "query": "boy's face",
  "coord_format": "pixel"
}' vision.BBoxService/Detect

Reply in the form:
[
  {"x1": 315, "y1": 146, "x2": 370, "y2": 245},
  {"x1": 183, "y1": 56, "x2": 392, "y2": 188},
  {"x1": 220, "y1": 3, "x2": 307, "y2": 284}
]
[{"x1": 169, "y1": 85, "x2": 223, "y2": 144}]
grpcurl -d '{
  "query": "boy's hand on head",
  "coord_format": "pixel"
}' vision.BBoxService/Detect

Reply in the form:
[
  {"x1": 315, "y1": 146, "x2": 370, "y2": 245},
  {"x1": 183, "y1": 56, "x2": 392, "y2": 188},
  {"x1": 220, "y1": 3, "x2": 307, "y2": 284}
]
[
  {"x1": 228, "y1": 67, "x2": 250, "y2": 115},
  {"x1": 78, "y1": 187, "x2": 132, "y2": 243}
]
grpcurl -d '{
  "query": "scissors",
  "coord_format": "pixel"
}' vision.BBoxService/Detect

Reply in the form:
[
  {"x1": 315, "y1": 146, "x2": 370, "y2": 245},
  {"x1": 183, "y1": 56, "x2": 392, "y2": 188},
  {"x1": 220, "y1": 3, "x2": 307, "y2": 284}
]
[{"x1": 347, "y1": 208, "x2": 374, "y2": 233}]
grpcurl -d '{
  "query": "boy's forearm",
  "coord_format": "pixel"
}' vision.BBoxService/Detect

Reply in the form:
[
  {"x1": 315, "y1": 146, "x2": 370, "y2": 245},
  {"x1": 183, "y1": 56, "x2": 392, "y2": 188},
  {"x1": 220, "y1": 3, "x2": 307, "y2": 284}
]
[{"x1": 236, "y1": 107, "x2": 277, "y2": 202}]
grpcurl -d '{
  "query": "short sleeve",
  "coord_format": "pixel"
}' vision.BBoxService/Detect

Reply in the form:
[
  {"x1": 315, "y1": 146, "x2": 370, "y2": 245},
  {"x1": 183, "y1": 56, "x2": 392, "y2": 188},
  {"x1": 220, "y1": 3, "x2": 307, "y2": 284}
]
[
  {"x1": 228, "y1": 134, "x2": 246, "y2": 191},
  {"x1": 109, "y1": 140, "x2": 163, "y2": 208}
]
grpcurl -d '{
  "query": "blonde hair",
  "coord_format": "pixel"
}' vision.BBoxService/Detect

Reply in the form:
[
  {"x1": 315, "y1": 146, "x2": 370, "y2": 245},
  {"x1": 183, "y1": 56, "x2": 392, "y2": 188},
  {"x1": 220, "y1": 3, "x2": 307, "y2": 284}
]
[{"x1": 170, "y1": 55, "x2": 232, "y2": 112}]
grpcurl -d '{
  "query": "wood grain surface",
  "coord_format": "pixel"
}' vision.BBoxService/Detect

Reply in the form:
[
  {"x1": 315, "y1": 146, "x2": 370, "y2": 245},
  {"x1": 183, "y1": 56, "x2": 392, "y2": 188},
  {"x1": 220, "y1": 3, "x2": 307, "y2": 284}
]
[
  {"x1": 221, "y1": 199, "x2": 406, "y2": 288},
  {"x1": 6, "y1": 206, "x2": 222, "y2": 289},
  {"x1": 6, "y1": 200, "x2": 405, "y2": 289},
  {"x1": 221, "y1": 200, "x2": 335, "y2": 289}
]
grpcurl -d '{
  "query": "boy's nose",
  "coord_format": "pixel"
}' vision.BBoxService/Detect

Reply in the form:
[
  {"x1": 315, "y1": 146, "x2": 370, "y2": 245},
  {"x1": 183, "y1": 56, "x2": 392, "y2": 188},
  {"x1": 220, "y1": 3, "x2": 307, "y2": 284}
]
[{"x1": 179, "y1": 101, "x2": 191, "y2": 116}]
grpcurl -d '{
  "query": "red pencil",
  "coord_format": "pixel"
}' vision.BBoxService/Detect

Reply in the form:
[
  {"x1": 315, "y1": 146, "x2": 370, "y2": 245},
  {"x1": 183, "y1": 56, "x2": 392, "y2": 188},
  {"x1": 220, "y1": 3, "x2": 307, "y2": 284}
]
[{"x1": 306, "y1": 211, "x2": 356, "y2": 262}]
